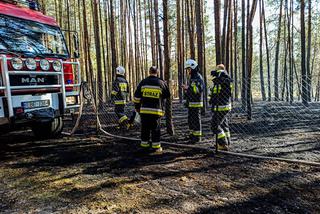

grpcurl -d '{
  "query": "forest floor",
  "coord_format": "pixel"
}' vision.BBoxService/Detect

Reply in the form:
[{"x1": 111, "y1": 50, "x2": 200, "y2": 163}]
[
  {"x1": 0, "y1": 130, "x2": 319, "y2": 213},
  {"x1": 98, "y1": 100, "x2": 320, "y2": 162}
]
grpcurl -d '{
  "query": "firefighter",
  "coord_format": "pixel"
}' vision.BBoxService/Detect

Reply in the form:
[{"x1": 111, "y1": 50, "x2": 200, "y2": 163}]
[
  {"x1": 133, "y1": 66, "x2": 170, "y2": 154},
  {"x1": 182, "y1": 59, "x2": 204, "y2": 143},
  {"x1": 111, "y1": 66, "x2": 131, "y2": 129},
  {"x1": 209, "y1": 64, "x2": 232, "y2": 151}
]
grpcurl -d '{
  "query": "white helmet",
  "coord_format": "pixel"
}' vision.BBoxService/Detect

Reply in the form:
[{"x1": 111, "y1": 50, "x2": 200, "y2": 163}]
[
  {"x1": 185, "y1": 59, "x2": 198, "y2": 70},
  {"x1": 116, "y1": 66, "x2": 125, "y2": 76}
]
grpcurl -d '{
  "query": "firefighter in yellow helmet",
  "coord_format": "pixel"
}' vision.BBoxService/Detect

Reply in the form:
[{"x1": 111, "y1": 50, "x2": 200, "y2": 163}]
[{"x1": 209, "y1": 64, "x2": 233, "y2": 151}]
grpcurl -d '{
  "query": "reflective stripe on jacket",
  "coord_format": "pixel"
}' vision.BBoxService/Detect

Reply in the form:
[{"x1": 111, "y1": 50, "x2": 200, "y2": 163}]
[
  {"x1": 209, "y1": 70, "x2": 232, "y2": 112},
  {"x1": 134, "y1": 76, "x2": 170, "y2": 116},
  {"x1": 188, "y1": 102, "x2": 203, "y2": 108},
  {"x1": 185, "y1": 70, "x2": 204, "y2": 108},
  {"x1": 212, "y1": 104, "x2": 232, "y2": 112},
  {"x1": 112, "y1": 75, "x2": 129, "y2": 105}
]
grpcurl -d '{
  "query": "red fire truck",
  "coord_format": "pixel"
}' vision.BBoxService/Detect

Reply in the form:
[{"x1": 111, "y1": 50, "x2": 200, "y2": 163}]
[{"x1": 0, "y1": 0, "x2": 81, "y2": 138}]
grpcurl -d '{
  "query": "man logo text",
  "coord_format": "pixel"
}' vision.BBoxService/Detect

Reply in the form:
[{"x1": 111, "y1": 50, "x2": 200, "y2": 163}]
[{"x1": 21, "y1": 78, "x2": 45, "y2": 84}]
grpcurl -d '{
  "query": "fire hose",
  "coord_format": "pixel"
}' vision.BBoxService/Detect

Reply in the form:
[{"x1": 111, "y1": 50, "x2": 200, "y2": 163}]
[{"x1": 65, "y1": 84, "x2": 320, "y2": 167}]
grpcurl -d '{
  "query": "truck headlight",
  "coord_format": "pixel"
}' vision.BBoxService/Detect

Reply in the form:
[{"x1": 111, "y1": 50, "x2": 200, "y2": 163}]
[
  {"x1": 40, "y1": 59, "x2": 50, "y2": 71},
  {"x1": 66, "y1": 96, "x2": 77, "y2": 105},
  {"x1": 53, "y1": 60, "x2": 62, "y2": 72},
  {"x1": 11, "y1": 58, "x2": 23, "y2": 70},
  {"x1": 25, "y1": 58, "x2": 37, "y2": 70}
]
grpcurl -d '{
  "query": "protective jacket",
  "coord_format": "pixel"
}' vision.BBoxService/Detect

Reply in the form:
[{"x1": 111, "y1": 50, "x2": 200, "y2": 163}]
[
  {"x1": 111, "y1": 75, "x2": 129, "y2": 105},
  {"x1": 185, "y1": 68, "x2": 204, "y2": 108},
  {"x1": 209, "y1": 70, "x2": 232, "y2": 112},
  {"x1": 134, "y1": 76, "x2": 170, "y2": 117}
]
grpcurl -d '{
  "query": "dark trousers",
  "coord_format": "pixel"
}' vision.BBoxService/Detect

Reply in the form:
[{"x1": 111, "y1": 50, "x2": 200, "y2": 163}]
[
  {"x1": 140, "y1": 114, "x2": 161, "y2": 144},
  {"x1": 115, "y1": 105, "x2": 137, "y2": 126},
  {"x1": 128, "y1": 110, "x2": 137, "y2": 124},
  {"x1": 211, "y1": 111, "x2": 230, "y2": 146},
  {"x1": 115, "y1": 104, "x2": 128, "y2": 124},
  {"x1": 188, "y1": 107, "x2": 202, "y2": 141}
]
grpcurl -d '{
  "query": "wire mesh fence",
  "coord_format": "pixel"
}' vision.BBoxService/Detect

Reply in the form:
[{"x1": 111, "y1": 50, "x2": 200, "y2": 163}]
[{"x1": 68, "y1": 79, "x2": 320, "y2": 163}]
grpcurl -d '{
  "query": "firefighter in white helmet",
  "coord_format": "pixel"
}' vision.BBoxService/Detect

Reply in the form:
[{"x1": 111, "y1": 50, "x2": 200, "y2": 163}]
[
  {"x1": 182, "y1": 59, "x2": 204, "y2": 143},
  {"x1": 111, "y1": 66, "x2": 132, "y2": 129}
]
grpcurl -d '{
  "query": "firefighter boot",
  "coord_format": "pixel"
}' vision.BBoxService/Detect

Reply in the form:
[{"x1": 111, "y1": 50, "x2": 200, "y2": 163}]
[
  {"x1": 118, "y1": 115, "x2": 129, "y2": 130},
  {"x1": 150, "y1": 142, "x2": 163, "y2": 155},
  {"x1": 217, "y1": 143, "x2": 229, "y2": 151},
  {"x1": 136, "y1": 141, "x2": 151, "y2": 155},
  {"x1": 150, "y1": 147, "x2": 163, "y2": 155}
]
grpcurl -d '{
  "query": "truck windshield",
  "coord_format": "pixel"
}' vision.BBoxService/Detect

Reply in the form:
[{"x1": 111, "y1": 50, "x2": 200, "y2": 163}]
[{"x1": 0, "y1": 14, "x2": 69, "y2": 58}]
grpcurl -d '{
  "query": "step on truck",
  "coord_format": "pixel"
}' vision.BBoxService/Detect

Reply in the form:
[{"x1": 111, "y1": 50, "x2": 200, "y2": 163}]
[{"x1": 0, "y1": 0, "x2": 81, "y2": 138}]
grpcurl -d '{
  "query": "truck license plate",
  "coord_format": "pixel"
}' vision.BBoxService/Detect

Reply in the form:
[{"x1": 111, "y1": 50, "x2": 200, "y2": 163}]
[{"x1": 22, "y1": 100, "x2": 50, "y2": 109}]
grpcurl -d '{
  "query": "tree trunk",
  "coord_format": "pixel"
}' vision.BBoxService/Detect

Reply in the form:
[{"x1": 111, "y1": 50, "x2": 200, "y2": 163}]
[
  {"x1": 214, "y1": 0, "x2": 222, "y2": 64},
  {"x1": 127, "y1": 0, "x2": 135, "y2": 97},
  {"x1": 262, "y1": 0, "x2": 271, "y2": 101},
  {"x1": 282, "y1": 0, "x2": 288, "y2": 102},
  {"x1": 301, "y1": 0, "x2": 308, "y2": 106},
  {"x1": 226, "y1": 0, "x2": 233, "y2": 73},
  {"x1": 195, "y1": 0, "x2": 203, "y2": 73},
  {"x1": 99, "y1": 1, "x2": 108, "y2": 99},
  {"x1": 148, "y1": 0, "x2": 156, "y2": 66},
  {"x1": 109, "y1": 0, "x2": 118, "y2": 78},
  {"x1": 154, "y1": 0, "x2": 163, "y2": 78},
  {"x1": 233, "y1": 0, "x2": 239, "y2": 101},
  {"x1": 133, "y1": 1, "x2": 141, "y2": 83},
  {"x1": 221, "y1": 0, "x2": 229, "y2": 63},
  {"x1": 259, "y1": 0, "x2": 266, "y2": 101},
  {"x1": 241, "y1": 0, "x2": 246, "y2": 110},
  {"x1": 201, "y1": 0, "x2": 208, "y2": 108},
  {"x1": 82, "y1": 0, "x2": 94, "y2": 89},
  {"x1": 163, "y1": 0, "x2": 174, "y2": 135},
  {"x1": 306, "y1": 0, "x2": 312, "y2": 102},
  {"x1": 289, "y1": 0, "x2": 294, "y2": 102},
  {"x1": 187, "y1": 0, "x2": 196, "y2": 59},
  {"x1": 274, "y1": 0, "x2": 283, "y2": 101},
  {"x1": 92, "y1": 1, "x2": 101, "y2": 105},
  {"x1": 177, "y1": 0, "x2": 184, "y2": 102},
  {"x1": 246, "y1": 0, "x2": 258, "y2": 120}
]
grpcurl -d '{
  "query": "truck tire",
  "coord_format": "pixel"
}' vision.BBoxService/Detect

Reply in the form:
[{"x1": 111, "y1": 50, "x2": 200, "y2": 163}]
[{"x1": 32, "y1": 117, "x2": 63, "y2": 139}]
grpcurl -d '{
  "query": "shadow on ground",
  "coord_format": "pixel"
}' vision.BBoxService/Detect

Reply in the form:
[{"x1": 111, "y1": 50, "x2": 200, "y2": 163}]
[{"x1": 0, "y1": 132, "x2": 319, "y2": 213}]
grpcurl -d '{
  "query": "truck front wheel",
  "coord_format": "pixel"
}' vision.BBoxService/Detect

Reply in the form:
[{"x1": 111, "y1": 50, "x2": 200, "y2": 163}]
[{"x1": 32, "y1": 117, "x2": 63, "y2": 139}]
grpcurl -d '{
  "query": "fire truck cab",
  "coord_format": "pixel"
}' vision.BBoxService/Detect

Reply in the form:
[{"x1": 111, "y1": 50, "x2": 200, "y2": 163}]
[{"x1": 0, "y1": 0, "x2": 81, "y2": 138}]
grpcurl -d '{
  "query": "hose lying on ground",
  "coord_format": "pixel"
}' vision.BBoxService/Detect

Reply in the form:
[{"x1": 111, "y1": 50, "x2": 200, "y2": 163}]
[
  {"x1": 66, "y1": 84, "x2": 320, "y2": 167},
  {"x1": 99, "y1": 127, "x2": 320, "y2": 167}
]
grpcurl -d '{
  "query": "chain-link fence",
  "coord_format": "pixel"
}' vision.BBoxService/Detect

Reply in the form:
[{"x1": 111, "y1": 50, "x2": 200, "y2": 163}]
[{"x1": 68, "y1": 79, "x2": 320, "y2": 163}]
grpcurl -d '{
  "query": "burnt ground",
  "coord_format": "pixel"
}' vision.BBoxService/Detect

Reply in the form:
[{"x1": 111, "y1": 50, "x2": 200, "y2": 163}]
[
  {"x1": 98, "y1": 100, "x2": 320, "y2": 162},
  {"x1": 0, "y1": 131, "x2": 320, "y2": 213}
]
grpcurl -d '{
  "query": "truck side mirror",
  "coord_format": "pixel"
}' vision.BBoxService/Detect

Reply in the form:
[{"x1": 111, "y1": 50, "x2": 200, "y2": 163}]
[{"x1": 73, "y1": 34, "x2": 80, "y2": 59}]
